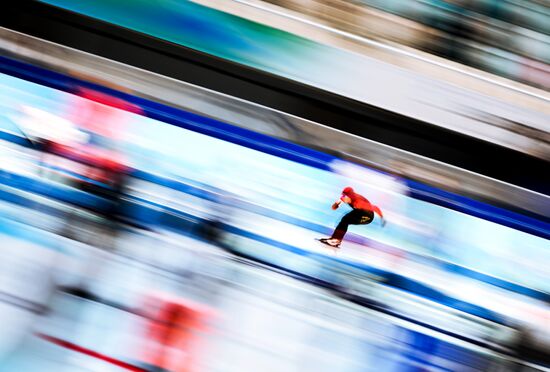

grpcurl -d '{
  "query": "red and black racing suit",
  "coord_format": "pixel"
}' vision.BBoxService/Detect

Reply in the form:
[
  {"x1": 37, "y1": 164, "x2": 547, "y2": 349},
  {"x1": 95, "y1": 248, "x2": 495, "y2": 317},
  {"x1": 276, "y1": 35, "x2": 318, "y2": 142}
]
[{"x1": 330, "y1": 192, "x2": 381, "y2": 241}]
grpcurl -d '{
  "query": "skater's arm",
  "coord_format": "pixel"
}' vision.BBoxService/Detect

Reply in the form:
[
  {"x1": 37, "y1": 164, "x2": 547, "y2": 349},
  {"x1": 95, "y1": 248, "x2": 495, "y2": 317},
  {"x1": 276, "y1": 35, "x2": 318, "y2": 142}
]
[
  {"x1": 373, "y1": 205, "x2": 386, "y2": 227},
  {"x1": 333, "y1": 194, "x2": 351, "y2": 210}
]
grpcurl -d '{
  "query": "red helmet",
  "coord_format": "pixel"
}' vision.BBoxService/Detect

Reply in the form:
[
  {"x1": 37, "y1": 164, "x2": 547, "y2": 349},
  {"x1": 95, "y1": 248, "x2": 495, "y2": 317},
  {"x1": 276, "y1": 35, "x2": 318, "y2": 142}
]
[{"x1": 342, "y1": 186, "x2": 354, "y2": 196}]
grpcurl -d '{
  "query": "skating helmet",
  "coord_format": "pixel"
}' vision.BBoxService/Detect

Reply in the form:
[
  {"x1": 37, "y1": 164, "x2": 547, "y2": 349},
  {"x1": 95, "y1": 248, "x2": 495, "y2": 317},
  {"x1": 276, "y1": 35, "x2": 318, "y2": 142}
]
[{"x1": 342, "y1": 186, "x2": 354, "y2": 196}]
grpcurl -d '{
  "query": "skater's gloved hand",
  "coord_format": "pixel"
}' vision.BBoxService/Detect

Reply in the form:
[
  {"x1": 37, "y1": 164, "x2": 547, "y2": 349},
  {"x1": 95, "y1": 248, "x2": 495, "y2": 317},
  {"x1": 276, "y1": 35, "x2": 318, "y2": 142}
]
[{"x1": 331, "y1": 202, "x2": 340, "y2": 210}]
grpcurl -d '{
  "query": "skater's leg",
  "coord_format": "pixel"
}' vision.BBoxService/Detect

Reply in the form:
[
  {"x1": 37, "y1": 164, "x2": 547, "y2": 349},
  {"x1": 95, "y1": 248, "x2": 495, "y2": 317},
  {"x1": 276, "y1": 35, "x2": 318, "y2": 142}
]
[{"x1": 330, "y1": 210, "x2": 361, "y2": 241}]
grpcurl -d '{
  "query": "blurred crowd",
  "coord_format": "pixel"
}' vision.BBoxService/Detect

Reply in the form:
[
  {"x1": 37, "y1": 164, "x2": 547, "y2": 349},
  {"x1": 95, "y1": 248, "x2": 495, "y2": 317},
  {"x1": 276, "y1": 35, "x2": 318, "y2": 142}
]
[{"x1": 265, "y1": 0, "x2": 549, "y2": 89}]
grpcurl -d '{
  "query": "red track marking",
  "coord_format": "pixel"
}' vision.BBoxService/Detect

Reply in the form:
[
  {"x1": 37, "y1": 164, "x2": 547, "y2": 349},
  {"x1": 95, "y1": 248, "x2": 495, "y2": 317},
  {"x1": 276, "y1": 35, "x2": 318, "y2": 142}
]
[{"x1": 36, "y1": 333, "x2": 146, "y2": 371}]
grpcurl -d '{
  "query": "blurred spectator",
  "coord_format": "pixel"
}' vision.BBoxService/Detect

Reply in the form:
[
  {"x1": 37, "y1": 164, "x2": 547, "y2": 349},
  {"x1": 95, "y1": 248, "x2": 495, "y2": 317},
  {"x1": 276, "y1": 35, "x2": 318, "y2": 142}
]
[
  {"x1": 43, "y1": 88, "x2": 138, "y2": 298},
  {"x1": 138, "y1": 293, "x2": 215, "y2": 372},
  {"x1": 421, "y1": 0, "x2": 474, "y2": 65}
]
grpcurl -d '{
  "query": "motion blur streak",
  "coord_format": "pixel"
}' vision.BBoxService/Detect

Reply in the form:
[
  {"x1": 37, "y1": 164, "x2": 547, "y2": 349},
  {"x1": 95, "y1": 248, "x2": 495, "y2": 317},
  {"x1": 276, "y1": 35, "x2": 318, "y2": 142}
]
[{"x1": 0, "y1": 1, "x2": 549, "y2": 371}]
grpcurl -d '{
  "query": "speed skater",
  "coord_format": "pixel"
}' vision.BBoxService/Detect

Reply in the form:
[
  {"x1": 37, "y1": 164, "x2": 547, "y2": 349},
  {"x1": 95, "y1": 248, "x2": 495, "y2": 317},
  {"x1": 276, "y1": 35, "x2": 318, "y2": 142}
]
[{"x1": 319, "y1": 186, "x2": 385, "y2": 248}]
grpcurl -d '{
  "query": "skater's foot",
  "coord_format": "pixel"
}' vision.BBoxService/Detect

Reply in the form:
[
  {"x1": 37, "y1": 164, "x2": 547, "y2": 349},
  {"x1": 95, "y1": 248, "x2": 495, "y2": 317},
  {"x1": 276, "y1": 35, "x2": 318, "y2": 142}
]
[
  {"x1": 320, "y1": 238, "x2": 341, "y2": 248},
  {"x1": 327, "y1": 239, "x2": 341, "y2": 248}
]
